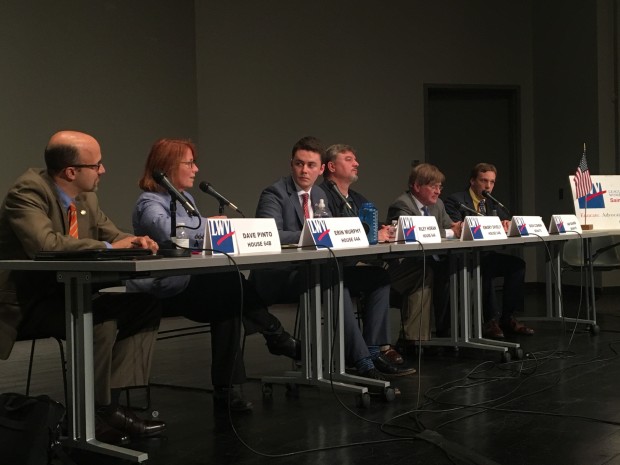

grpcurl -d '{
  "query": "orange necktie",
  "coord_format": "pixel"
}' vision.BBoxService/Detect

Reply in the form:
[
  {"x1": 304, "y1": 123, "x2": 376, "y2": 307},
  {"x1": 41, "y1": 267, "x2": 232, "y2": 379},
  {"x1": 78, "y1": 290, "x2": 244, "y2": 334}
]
[{"x1": 68, "y1": 203, "x2": 79, "y2": 238}]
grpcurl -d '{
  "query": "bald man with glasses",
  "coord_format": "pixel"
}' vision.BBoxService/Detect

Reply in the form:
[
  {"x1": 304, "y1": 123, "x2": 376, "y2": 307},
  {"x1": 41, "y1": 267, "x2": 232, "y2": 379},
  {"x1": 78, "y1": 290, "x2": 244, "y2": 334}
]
[{"x1": 0, "y1": 130, "x2": 166, "y2": 444}]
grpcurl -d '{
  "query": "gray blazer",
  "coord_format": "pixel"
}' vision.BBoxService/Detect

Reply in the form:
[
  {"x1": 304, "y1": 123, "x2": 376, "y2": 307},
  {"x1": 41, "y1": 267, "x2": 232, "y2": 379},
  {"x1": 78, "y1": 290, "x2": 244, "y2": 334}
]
[
  {"x1": 255, "y1": 176, "x2": 329, "y2": 245},
  {"x1": 386, "y1": 191, "x2": 454, "y2": 238}
]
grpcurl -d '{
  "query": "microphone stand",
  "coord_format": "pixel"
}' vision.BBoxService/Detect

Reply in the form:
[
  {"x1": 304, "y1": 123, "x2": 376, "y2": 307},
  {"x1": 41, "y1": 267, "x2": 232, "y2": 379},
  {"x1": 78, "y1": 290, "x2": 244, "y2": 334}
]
[
  {"x1": 159, "y1": 198, "x2": 190, "y2": 257},
  {"x1": 218, "y1": 200, "x2": 225, "y2": 215}
]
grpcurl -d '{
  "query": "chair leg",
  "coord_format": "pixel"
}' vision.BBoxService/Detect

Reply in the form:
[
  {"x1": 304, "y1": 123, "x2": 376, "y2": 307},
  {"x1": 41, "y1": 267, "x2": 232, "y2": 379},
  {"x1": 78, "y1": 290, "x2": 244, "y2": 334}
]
[
  {"x1": 26, "y1": 339, "x2": 36, "y2": 396},
  {"x1": 54, "y1": 338, "x2": 68, "y2": 409}
]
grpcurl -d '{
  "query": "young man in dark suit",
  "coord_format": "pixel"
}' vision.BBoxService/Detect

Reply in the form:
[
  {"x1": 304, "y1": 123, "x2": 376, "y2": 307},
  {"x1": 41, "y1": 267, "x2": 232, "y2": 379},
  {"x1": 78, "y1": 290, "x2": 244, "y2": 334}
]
[
  {"x1": 444, "y1": 162, "x2": 534, "y2": 338},
  {"x1": 255, "y1": 136, "x2": 414, "y2": 379}
]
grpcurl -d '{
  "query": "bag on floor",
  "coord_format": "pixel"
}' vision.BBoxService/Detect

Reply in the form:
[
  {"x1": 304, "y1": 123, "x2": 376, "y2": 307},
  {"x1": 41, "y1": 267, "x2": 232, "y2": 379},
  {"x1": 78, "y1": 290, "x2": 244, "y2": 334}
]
[{"x1": 0, "y1": 392, "x2": 66, "y2": 465}]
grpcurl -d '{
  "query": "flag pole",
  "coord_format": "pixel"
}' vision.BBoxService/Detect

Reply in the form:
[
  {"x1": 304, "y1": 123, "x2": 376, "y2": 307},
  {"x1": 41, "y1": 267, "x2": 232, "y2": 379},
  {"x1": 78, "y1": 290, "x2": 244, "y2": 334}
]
[{"x1": 581, "y1": 142, "x2": 594, "y2": 230}]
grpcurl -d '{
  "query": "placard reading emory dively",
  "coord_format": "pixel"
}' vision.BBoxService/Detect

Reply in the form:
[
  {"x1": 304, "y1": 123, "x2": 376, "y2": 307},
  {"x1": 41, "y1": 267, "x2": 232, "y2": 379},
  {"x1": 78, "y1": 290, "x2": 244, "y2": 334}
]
[
  {"x1": 569, "y1": 175, "x2": 620, "y2": 228},
  {"x1": 396, "y1": 216, "x2": 441, "y2": 243},
  {"x1": 549, "y1": 214, "x2": 582, "y2": 234},
  {"x1": 461, "y1": 216, "x2": 507, "y2": 241},
  {"x1": 507, "y1": 216, "x2": 548, "y2": 237},
  {"x1": 298, "y1": 217, "x2": 369, "y2": 249}
]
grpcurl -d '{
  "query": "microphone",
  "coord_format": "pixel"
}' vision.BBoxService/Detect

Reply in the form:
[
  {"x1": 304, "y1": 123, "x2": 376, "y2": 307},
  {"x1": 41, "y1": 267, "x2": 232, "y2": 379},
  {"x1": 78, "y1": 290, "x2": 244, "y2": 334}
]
[
  {"x1": 459, "y1": 203, "x2": 483, "y2": 216},
  {"x1": 199, "y1": 181, "x2": 243, "y2": 216},
  {"x1": 326, "y1": 180, "x2": 353, "y2": 212},
  {"x1": 153, "y1": 170, "x2": 198, "y2": 216},
  {"x1": 481, "y1": 190, "x2": 510, "y2": 215}
]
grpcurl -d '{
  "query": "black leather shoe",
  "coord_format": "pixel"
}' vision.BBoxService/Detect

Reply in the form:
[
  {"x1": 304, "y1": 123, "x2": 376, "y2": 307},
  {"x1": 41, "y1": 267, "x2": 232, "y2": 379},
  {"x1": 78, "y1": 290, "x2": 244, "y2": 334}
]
[
  {"x1": 265, "y1": 331, "x2": 301, "y2": 360},
  {"x1": 373, "y1": 354, "x2": 416, "y2": 377},
  {"x1": 213, "y1": 388, "x2": 253, "y2": 413},
  {"x1": 98, "y1": 405, "x2": 166, "y2": 438},
  {"x1": 95, "y1": 414, "x2": 130, "y2": 444}
]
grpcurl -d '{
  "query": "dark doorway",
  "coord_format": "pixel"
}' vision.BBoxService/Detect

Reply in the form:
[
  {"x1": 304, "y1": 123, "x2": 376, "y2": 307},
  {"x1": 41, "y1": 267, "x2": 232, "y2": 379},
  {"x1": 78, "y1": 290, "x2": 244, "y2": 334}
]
[{"x1": 424, "y1": 86, "x2": 521, "y2": 213}]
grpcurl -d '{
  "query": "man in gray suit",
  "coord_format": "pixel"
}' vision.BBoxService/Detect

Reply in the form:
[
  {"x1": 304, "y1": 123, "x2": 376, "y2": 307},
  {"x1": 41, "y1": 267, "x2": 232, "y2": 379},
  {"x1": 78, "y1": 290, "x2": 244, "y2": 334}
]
[
  {"x1": 387, "y1": 163, "x2": 462, "y2": 337},
  {"x1": 255, "y1": 136, "x2": 414, "y2": 379},
  {"x1": 0, "y1": 131, "x2": 166, "y2": 444}
]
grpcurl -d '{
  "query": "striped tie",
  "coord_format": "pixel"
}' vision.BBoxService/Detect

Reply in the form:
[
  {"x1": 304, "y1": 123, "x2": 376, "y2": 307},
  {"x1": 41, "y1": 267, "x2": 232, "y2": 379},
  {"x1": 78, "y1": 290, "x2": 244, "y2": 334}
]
[
  {"x1": 301, "y1": 193, "x2": 310, "y2": 219},
  {"x1": 68, "y1": 203, "x2": 79, "y2": 238}
]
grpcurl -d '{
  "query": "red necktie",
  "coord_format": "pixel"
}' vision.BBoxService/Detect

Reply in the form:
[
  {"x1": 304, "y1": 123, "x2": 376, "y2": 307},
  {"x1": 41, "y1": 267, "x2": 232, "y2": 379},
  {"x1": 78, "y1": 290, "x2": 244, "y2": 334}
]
[
  {"x1": 301, "y1": 193, "x2": 310, "y2": 219},
  {"x1": 68, "y1": 203, "x2": 79, "y2": 238}
]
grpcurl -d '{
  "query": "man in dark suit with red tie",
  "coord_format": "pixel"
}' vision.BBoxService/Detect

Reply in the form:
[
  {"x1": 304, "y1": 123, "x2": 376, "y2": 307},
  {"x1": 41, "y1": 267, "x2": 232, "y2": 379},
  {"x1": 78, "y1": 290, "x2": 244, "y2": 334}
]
[
  {"x1": 254, "y1": 136, "x2": 414, "y2": 379},
  {"x1": 444, "y1": 162, "x2": 534, "y2": 338}
]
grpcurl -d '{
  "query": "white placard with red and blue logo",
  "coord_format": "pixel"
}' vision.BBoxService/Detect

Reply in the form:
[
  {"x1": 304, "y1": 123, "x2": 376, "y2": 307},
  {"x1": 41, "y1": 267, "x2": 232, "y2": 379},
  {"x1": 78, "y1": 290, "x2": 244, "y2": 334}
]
[
  {"x1": 298, "y1": 217, "x2": 368, "y2": 249},
  {"x1": 461, "y1": 216, "x2": 507, "y2": 241},
  {"x1": 203, "y1": 218, "x2": 281, "y2": 255},
  {"x1": 549, "y1": 214, "x2": 582, "y2": 234},
  {"x1": 204, "y1": 218, "x2": 238, "y2": 255},
  {"x1": 569, "y1": 175, "x2": 620, "y2": 229},
  {"x1": 507, "y1": 216, "x2": 548, "y2": 237},
  {"x1": 396, "y1": 216, "x2": 441, "y2": 244}
]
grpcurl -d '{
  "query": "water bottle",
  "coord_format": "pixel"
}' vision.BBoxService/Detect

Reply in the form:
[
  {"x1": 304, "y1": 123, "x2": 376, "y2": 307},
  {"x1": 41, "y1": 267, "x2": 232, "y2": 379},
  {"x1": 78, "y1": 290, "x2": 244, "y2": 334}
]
[
  {"x1": 314, "y1": 198, "x2": 330, "y2": 218},
  {"x1": 174, "y1": 223, "x2": 189, "y2": 249},
  {"x1": 359, "y1": 202, "x2": 378, "y2": 245}
]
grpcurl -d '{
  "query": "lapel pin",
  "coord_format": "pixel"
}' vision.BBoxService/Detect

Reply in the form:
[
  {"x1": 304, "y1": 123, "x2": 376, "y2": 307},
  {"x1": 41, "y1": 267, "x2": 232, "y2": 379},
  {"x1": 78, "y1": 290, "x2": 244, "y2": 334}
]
[{"x1": 80, "y1": 210, "x2": 86, "y2": 216}]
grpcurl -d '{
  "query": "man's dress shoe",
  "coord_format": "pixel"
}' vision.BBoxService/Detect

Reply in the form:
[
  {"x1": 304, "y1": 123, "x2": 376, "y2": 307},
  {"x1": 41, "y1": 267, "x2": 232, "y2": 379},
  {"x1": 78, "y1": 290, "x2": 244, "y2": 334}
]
[
  {"x1": 501, "y1": 318, "x2": 535, "y2": 336},
  {"x1": 373, "y1": 354, "x2": 416, "y2": 376},
  {"x1": 266, "y1": 331, "x2": 301, "y2": 360},
  {"x1": 381, "y1": 347, "x2": 404, "y2": 365},
  {"x1": 95, "y1": 414, "x2": 129, "y2": 444},
  {"x1": 483, "y1": 320, "x2": 505, "y2": 339},
  {"x1": 98, "y1": 405, "x2": 166, "y2": 438}
]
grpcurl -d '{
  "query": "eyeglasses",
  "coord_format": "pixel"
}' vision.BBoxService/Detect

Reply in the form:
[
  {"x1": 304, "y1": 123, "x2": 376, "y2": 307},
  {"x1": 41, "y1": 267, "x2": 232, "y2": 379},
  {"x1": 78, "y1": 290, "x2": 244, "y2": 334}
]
[
  {"x1": 427, "y1": 183, "x2": 444, "y2": 191},
  {"x1": 70, "y1": 162, "x2": 102, "y2": 171},
  {"x1": 179, "y1": 160, "x2": 196, "y2": 167}
]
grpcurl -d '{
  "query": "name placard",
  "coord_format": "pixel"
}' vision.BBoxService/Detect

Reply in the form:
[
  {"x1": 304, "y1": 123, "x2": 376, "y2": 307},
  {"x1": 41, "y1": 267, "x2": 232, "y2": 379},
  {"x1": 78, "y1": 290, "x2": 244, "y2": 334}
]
[
  {"x1": 549, "y1": 214, "x2": 582, "y2": 234},
  {"x1": 203, "y1": 218, "x2": 281, "y2": 255},
  {"x1": 461, "y1": 216, "x2": 507, "y2": 241},
  {"x1": 396, "y1": 216, "x2": 441, "y2": 244},
  {"x1": 232, "y1": 219, "x2": 281, "y2": 254},
  {"x1": 508, "y1": 216, "x2": 549, "y2": 237},
  {"x1": 298, "y1": 217, "x2": 369, "y2": 249}
]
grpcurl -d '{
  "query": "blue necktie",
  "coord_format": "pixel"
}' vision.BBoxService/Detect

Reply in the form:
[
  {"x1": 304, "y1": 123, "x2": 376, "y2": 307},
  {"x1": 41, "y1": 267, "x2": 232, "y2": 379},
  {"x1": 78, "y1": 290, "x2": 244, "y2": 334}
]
[{"x1": 422, "y1": 206, "x2": 430, "y2": 216}]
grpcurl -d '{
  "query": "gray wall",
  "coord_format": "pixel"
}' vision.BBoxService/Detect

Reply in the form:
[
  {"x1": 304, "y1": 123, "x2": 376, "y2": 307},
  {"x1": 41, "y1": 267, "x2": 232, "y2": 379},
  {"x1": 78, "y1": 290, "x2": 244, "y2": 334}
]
[
  {"x1": 0, "y1": 0, "x2": 198, "y2": 230},
  {"x1": 195, "y1": 1, "x2": 536, "y2": 219}
]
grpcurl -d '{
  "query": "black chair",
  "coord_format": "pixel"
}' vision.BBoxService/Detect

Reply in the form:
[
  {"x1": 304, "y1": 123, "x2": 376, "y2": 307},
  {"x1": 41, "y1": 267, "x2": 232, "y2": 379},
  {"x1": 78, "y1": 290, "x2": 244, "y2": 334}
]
[{"x1": 17, "y1": 334, "x2": 68, "y2": 409}]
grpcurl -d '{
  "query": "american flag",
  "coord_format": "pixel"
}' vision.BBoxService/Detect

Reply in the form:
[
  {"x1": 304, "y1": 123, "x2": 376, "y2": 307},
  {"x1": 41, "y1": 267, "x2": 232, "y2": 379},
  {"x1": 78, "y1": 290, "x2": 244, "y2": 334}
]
[{"x1": 573, "y1": 152, "x2": 593, "y2": 199}]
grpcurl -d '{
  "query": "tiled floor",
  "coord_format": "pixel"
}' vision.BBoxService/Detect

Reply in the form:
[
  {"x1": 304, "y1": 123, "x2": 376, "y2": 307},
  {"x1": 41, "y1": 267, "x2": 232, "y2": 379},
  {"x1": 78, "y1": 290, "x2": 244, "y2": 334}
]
[{"x1": 4, "y1": 286, "x2": 620, "y2": 465}]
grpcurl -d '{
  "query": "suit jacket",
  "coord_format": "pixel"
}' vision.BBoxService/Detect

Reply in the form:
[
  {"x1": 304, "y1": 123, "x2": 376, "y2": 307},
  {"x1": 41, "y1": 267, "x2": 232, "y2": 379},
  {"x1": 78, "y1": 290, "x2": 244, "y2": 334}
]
[
  {"x1": 444, "y1": 189, "x2": 510, "y2": 222},
  {"x1": 386, "y1": 191, "x2": 453, "y2": 238},
  {"x1": 0, "y1": 168, "x2": 129, "y2": 359},
  {"x1": 255, "y1": 176, "x2": 329, "y2": 244},
  {"x1": 319, "y1": 181, "x2": 368, "y2": 218}
]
